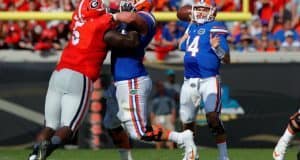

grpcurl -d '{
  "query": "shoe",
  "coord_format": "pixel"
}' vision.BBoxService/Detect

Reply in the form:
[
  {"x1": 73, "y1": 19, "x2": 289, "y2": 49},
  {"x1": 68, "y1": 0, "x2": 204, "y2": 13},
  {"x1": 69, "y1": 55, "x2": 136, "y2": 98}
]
[
  {"x1": 273, "y1": 139, "x2": 288, "y2": 160},
  {"x1": 180, "y1": 130, "x2": 199, "y2": 160},
  {"x1": 37, "y1": 140, "x2": 50, "y2": 160},
  {"x1": 219, "y1": 157, "x2": 230, "y2": 160},
  {"x1": 28, "y1": 154, "x2": 37, "y2": 160}
]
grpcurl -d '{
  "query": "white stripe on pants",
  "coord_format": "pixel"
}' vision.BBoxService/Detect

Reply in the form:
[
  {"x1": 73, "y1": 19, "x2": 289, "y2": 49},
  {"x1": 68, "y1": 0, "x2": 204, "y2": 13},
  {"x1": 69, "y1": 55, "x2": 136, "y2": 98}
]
[{"x1": 115, "y1": 76, "x2": 152, "y2": 140}]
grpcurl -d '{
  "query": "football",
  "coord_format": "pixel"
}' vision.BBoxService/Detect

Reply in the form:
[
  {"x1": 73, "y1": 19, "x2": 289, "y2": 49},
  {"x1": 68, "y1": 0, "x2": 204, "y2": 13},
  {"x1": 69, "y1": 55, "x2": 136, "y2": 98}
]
[{"x1": 177, "y1": 5, "x2": 192, "y2": 21}]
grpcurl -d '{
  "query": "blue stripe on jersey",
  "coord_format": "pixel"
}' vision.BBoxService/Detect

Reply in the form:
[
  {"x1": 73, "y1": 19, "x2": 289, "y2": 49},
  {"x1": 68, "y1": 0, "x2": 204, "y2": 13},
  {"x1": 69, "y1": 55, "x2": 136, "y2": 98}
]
[
  {"x1": 111, "y1": 12, "x2": 156, "y2": 81},
  {"x1": 183, "y1": 21, "x2": 229, "y2": 78}
]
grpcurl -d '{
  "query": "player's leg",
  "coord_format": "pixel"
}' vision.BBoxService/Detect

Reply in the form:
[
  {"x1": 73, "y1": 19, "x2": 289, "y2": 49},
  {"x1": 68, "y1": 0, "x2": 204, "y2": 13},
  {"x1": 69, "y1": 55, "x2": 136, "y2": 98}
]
[
  {"x1": 103, "y1": 85, "x2": 133, "y2": 160},
  {"x1": 180, "y1": 78, "x2": 201, "y2": 132},
  {"x1": 115, "y1": 77, "x2": 149, "y2": 140},
  {"x1": 178, "y1": 78, "x2": 201, "y2": 159},
  {"x1": 202, "y1": 76, "x2": 229, "y2": 160},
  {"x1": 37, "y1": 69, "x2": 92, "y2": 159},
  {"x1": 107, "y1": 126, "x2": 133, "y2": 160},
  {"x1": 28, "y1": 71, "x2": 62, "y2": 160},
  {"x1": 273, "y1": 111, "x2": 300, "y2": 160}
]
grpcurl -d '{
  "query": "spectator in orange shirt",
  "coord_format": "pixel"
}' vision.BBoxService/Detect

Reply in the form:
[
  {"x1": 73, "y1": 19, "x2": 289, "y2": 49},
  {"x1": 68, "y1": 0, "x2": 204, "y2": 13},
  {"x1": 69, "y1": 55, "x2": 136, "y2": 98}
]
[
  {"x1": 154, "y1": 21, "x2": 183, "y2": 61},
  {"x1": 255, "y1": 35, "x2": 277, "y2": 52},
  {"x1": 215, "y1": 0, "x2": 235, "y2": 11},
  {"x1": 0, "y1": 0, "x2": 10, "y2": 10}
]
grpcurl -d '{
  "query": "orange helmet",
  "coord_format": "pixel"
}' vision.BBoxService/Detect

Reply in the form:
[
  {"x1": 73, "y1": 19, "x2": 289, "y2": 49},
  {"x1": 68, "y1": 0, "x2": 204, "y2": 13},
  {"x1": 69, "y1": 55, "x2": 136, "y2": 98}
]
[
  {"x1": 75, "y1": 0, "x2": 107, "y2": 21},
  {"x1": 192, "y1": 0, "x2": 217, "y2": 24},
  {"x1": 119, "y1": 0, "x2": 153, "y2": 12}
]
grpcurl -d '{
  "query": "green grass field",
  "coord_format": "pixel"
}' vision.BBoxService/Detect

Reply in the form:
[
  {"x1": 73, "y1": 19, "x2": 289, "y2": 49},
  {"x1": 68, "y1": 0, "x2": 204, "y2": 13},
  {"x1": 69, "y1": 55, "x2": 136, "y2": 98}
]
[{"x1": 0, "y1": 148, "x2": 298, "y2": 160}]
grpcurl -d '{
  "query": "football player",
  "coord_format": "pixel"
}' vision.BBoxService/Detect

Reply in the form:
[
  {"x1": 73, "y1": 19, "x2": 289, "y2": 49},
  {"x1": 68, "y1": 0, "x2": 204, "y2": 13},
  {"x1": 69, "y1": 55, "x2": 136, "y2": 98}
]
[
  {"x1": 103, "y1": 0, "x2": 198, "y2": 160},
  {"x1": 28, "y1": 0, "x2": 141, "y2": 159},
  {"x1": 273, "y1": 111, "x2": 300, "y2": 160},
  {"x1": 178, "y1": 0, "x2": 230, "y2": 160}
]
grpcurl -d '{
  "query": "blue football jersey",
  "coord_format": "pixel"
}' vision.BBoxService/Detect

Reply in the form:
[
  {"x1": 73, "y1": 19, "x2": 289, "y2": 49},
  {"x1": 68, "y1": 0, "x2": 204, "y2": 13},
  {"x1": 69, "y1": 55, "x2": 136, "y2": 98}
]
[
  {"x1": 180, "y1": 21, "x2": 229, "y2": 78},
  {"x1": 111, "y1": 11, "x2": 156, "y2": 81}
]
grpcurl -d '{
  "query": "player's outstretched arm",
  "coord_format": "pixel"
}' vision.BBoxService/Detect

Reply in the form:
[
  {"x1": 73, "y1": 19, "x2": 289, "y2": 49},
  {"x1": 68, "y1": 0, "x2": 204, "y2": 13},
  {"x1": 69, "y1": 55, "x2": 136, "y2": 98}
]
[
  {"x1": 104, "y1": 30, "x2": 140, "y2": 48},
  {"x1": 112, "y1": 12, "x2": 148, "y2": 35}
]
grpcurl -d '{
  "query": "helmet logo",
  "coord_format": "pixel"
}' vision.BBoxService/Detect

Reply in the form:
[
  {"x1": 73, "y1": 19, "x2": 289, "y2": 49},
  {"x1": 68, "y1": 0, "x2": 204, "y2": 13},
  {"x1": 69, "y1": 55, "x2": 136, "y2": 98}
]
[{"x1": 91, "y1": 1, "x2": 99, "y2": 8}]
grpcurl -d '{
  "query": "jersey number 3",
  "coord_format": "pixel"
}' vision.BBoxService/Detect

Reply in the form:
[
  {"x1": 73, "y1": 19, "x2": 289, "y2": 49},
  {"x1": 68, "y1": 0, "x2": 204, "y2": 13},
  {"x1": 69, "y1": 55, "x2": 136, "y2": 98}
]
[{"x1": 187, "y1": 36, "x2": 200, "y2": 57}]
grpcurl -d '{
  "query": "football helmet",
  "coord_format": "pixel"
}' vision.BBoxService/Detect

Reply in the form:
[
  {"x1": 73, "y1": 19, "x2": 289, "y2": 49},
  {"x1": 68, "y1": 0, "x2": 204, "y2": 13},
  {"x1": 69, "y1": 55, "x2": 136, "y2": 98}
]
[
  {"x1": 192, "y1": 0, "x2": 217, "y2": 24},
  {"x1": 76, "y1": 0, "x2": 107, "y2": 21}
]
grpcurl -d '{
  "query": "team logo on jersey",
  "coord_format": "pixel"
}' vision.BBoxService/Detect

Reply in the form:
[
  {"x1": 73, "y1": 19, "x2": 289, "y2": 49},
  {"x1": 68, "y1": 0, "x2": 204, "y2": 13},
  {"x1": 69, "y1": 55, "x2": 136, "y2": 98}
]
[
  {"x1": 130, "y1": 89, "x2": 137, "y2": 95},
  {"x1": 197, "y1": 28, "x2": 206, "y2": 35}
]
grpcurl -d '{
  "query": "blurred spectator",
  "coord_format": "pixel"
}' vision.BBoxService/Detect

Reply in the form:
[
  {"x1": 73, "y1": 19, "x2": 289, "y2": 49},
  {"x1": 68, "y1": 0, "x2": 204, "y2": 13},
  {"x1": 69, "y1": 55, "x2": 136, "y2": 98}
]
[
  {"x1": 0, "y1": 0, "x2": 10, "y2": 10},
  {"x1": 274, "y1": 20, "x2": 299, "y2": 44},
  {"x1": 255, "y1": 35, "x2": 277, "y2": 52},
  {"x1": 34, "y1": 28, "x2": 59, "y2": 55},
  {"x1": 153, "y1": 21, "x2": 183, "y2": 61},
  {"x1": 1, "y1": 0, "x2": 300, "y2": 55},
  {"x1": 236, "y1": 34, "x2": 256, "y2": 52},
  {"x1": 154, "y1": 0, "x2": 175, "y2": 11},
  {"x1": 255, "y1": 0, "x2": 274, "y2": 22},
  {"x1": 291, "y1": 0, "x2": 300, "y2": 28},
  {"x1": 250, "y1": 15, "x2": 262, "y2": 37},
  {"x1": 150, "y1": 81, "x2": 176, "y2": 149},
  {"x1": 4, "y1": 23, "x2": 22, "y2": 49},
  {"x1": 14, "y1": 0, "x2": 30, "y2": 11},
  {"x1": 215, "y1": 0, "x2": 236, "y2": 11},
  {"x1": 234, "y1": 23, "x2": 250, "y2": 44},
  {"x1": 163, "y1": 69, "x2": 180, "y2": 111},
  {"x1": 163, "y1": 69, "x2": 181, "y2": 95},
  {"x1": 28, "y1": 0, "x2": 40, "y2": 11},
  {"x1": 280, "y1": 30, "x2": 300, "y2": 51},
  {"x1": 256, "y1": 21, "x2": 274, "y2": 41}
]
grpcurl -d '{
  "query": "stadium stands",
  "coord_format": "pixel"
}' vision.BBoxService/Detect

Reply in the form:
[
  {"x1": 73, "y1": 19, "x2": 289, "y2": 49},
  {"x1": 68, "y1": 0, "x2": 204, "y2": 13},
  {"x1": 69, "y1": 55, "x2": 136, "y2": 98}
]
[{"x1": 0, "y1": 0, "x2": 299, "y2": 59}]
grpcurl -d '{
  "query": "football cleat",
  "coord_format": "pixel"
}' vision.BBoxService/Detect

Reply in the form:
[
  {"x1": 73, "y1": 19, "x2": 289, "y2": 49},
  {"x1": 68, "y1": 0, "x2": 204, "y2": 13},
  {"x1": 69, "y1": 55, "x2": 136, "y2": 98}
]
[
  {"x1": 28, "y1": 154, "x2": 37, "y2": 160},
  {"x1": 180, "y1": 130, "x2": 199, "y2": 160},
  {"x1": 37, "y1": 140, "x2": 50, "y2": 160},
  {"x1": 219, "y1": 157, "x2": 230, "y2": 160}
]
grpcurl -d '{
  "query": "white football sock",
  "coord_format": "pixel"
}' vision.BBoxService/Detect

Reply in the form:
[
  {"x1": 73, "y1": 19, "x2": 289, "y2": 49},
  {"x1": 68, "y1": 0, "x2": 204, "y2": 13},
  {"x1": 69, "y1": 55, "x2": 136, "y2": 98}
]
[
  {"x1": 217, "y1": 142, "x2": 228, "y2": 159},
  {"x1": 168, "y1": 131, "x2": 182, "y2": 144},
  {"x1": 119, "y1": 149, "x2": 133, "y2": 160},
  {"x1": 280, "y1": 128, "x2": 295, "y2": 144}
]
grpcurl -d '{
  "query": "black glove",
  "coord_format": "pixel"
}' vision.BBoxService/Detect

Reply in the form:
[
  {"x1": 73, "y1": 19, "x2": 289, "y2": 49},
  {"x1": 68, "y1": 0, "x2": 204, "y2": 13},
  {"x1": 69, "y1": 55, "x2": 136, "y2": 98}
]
[{"x1": 120, "y1": 1, "x2": 134, "y2": 12}]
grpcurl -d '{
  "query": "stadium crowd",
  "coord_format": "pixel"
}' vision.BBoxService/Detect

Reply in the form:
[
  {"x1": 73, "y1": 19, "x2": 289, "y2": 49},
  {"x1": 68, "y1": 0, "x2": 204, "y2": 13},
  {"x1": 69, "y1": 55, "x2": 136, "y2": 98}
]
[{"x1": 0, "y1": 0, "x2": 299, "y2": 59}]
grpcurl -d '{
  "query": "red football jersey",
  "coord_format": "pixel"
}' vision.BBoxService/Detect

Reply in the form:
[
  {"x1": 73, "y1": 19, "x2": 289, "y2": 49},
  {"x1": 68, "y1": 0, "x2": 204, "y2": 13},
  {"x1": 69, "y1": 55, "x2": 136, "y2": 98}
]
[{"x1": 56, "y1": 13, "x2": 114, "y2": 81}]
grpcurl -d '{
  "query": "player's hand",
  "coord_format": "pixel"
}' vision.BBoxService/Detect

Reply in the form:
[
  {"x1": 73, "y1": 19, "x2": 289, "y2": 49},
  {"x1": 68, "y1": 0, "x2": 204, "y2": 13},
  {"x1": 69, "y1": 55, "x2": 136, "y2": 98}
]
[
  {"x1": 210, "y1": 34, "x2": 220, "y2": 49},
  {"x1": 120, "y1": 1, "x2": 134, "y2": 12}
]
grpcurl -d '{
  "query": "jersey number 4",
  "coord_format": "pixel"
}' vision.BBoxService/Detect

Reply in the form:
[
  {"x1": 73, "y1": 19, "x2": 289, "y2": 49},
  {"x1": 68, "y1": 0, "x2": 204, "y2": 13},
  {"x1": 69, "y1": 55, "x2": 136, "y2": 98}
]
[{"x1": 187, "y1": 36, "x2": 200, "y2": 57}]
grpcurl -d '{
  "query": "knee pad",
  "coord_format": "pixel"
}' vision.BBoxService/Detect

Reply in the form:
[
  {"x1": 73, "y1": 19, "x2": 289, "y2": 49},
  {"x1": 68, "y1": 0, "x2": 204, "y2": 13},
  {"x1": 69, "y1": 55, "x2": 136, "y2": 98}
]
[
  {"x1": 207, "y1": 118, "x2": 225, "y2": 136},
  {"x1": 289, "y1": 112, "x2": 300, "y2": 133},
  {"x1": 141, "y1": 125, "x2": 163, "y2": 142}
]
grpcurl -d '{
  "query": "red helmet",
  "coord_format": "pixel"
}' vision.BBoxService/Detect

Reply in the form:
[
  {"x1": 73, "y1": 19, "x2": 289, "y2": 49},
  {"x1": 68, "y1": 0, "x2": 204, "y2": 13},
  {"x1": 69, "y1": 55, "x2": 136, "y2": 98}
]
[
  {"x1": 192, "y1": 0, "x2": 217, "y2": 24},
  {"x1": 75, "y1": 0, "x2": 107, "y2": 21},
  {"x1": 119, "y1": 0, "x2": 153, "y2": 12}
]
